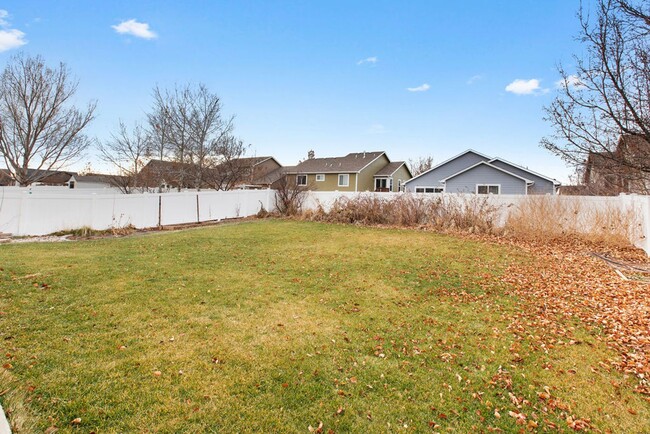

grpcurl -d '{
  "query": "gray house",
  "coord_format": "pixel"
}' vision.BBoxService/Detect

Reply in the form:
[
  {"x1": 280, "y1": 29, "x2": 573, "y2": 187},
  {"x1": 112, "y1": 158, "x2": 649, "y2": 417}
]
[{"x1": 404, "y1": 149, "x2": 559, "y2": 195}]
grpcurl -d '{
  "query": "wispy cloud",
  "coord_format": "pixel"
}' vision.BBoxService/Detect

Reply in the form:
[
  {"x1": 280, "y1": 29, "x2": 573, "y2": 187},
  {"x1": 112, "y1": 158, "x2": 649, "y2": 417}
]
[
  {"x1": 555, "y1": 74, "x2": 584, "y2": 89},
  {"x1": 0, "y1": 10, "x2": 27, "y2": 52},
  {"x1": 467, "y1": 74, "x2": 483, "y2": 85},
  {"x1": 505, "y1": 78, "x2": 548, "y2": 96},
  {"x1": 357, "y1": 56, "x2": 378, "y2": 66},
  {"x1": 112, "y1": 19, "x2": 157, "y2": 39},
  {"x1": 407, "y1": 83, "x2": 430, "y2": 92}
]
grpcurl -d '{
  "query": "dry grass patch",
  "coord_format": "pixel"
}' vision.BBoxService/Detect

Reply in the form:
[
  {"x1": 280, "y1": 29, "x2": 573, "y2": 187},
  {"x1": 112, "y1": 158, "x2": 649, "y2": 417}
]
[{"x1": 505, "y1": 195, "x2": 641, "y2": 246}]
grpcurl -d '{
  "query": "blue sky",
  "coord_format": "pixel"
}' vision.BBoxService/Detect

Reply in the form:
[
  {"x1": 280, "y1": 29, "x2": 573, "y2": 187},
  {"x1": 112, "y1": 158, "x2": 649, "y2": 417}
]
[{"x1": 1, "y1": 1, "x2": 588, "y2": 182}]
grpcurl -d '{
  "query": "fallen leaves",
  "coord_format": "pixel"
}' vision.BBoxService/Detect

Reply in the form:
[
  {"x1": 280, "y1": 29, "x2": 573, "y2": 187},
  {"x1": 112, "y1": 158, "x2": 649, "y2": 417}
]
[{"x1": 493, "y1": 237, "x2": 650, "y2": 395}]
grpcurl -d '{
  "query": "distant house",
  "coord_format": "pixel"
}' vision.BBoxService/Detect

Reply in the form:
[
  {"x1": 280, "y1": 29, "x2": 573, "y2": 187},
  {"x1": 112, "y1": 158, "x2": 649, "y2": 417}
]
[
  {"x1": 138, "y1": 160, "x2": 195, "y2": 189},
  {"x1": 0, "y1": 168, "x2": 77, "y2": 187},
  {"x1": 66, "y1": 174, "x2": 126, "y2": 189},
  {"x1": 286, "y1": 151, "x2": 412, "y2": 192},
  {"x1": 403, "y1": 149, "x2": 559, "y2": 195},
  {"x1": 583, "y1": 135, "x2": 650, "y2": 195},
  {"x1": 138, "y1": 156, "x2": 283, "y2": 190},
  {"x1": 224, "y1": 156, "x2": 283, "y2": 189}
]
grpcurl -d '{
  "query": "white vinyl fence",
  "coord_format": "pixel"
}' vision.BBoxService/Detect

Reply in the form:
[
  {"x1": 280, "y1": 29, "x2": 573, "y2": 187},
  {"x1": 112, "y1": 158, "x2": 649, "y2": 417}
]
[
  {"x1": 0, "y1": 187, "x2": 274, "y2": 236},
  {"x1": 1, "y1": 187, "x2": 649, "y2": 255}
]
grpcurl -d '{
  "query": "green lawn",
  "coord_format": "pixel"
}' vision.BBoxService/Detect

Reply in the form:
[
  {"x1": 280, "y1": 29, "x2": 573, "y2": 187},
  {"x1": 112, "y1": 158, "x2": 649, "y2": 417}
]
[{"x1": 0, "y1": 220, "x2": 647, "y2": 432}]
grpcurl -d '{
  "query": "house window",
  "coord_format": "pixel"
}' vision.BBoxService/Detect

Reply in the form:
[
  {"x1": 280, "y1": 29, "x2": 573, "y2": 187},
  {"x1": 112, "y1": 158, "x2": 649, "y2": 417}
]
[
  {"x1": 296, "y1": 175, "x2": 307, "y2": 186},
  {"x1": 338, "y1": 174, "x2": 350, "y2": 187},
  {"x1": 315, "y1": 174, "x2": 325, "y2": 182},
  {"x1": 415, "y1": 187, "x2": 443, "y2": 193},
  {"x1": 398, "y1": 179, "x2": 403, "y2": 192},
  {"x1": 477, "y1": 184, "x2": 500, "y2": 194},
  {"x1": 375, "y1": 178, "x2": 388, "y2": 190}
]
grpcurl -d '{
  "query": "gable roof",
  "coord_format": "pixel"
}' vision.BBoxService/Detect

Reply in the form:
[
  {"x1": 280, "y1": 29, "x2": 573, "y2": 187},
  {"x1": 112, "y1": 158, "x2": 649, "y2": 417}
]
[
  {"x1": 0, "y1": 168, "x2": 78, "y2": 185},
  {"x1": 252, "y1": 166, "x2": 294, "y2": 185},
  {"x1": 441, "y1": 161, "x2": 534, "y2": 184},
  {"x1": 290, "y1": 151, "x2": 386, "y2": 174},
  {"x1": 488, "y1": 157, "x2": 560, "y2": 185},
  {"x1": 231, "y1": 156, "x2": 280, "y2": 167},
  {"x1": 404, "y1": 149, "x2": 492, "y2": 184},
  {"x1": 374, "y1": 161, "x2": 412, "y2": 177}
]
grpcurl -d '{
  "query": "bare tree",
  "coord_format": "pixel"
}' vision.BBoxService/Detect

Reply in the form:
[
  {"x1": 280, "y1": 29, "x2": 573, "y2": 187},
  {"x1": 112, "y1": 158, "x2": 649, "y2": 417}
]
[
  {"x1": 147, "y1": 84, "x2": 236, "y2": 190},
  {"x1": 274, "y1": 173, "x2": 308, "y2": 216},
  {"x1": 98, "y1": 121, "x2": 151, "y2": 193},
  {"x1": 541, "y1": 0, "x2": 650, "y2": 186},
  {"x1": 0, "y1": 53, "x2": 96, "y2": 186},
  {"x1": 408, "y1": 155, "x2": 434, "y2": 176},
  {"x1": 204, "y1": 135, "x2": 250, "y2": 190}
]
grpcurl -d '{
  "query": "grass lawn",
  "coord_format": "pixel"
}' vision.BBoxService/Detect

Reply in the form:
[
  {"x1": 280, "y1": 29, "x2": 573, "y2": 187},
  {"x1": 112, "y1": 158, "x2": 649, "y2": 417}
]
[{"x1": 0, "y1": 220, "x2": 648, "y2": 432}]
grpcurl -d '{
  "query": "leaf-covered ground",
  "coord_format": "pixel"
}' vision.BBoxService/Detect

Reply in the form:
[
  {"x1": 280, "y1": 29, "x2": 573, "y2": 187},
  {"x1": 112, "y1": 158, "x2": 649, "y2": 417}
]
[
  {"x1": 0, "y1": 220, "x2": 648, "y2": 433},
  {"x1": 494, "y1": 237, "x2": 650, "y2": 395}
]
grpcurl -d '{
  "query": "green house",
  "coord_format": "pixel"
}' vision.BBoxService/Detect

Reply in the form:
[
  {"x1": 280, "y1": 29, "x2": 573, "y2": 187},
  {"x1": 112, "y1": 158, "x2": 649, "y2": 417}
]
[{"x1": 287, "y1": 151, "x2": 412, "y2": 192}]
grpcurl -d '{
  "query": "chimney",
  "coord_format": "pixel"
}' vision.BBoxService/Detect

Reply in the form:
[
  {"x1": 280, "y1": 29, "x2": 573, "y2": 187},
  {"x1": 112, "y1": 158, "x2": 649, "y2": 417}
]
[{"x1": 307, "y1": 150, "x2": 315, "y2": 160}]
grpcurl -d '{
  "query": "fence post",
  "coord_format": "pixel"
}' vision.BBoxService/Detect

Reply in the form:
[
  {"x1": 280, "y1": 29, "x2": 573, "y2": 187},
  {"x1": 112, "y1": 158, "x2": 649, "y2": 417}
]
[
  {"x1": 196, "y1": 194, "x2": 200, "y2": 223},
  {"x1": 158, "y1": 195, "x2": 162, "y2": 228}
]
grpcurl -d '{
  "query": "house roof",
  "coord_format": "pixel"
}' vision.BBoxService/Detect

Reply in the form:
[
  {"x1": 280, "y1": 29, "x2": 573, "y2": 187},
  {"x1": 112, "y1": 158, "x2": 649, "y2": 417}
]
[
  {"x1": 0, "y1": 168, "x2": 78, "y2": 185},
  {"x1": 290, "y1": 151, "x2": 385, "y2": 174},
  {"x1": 441, "y1": 161, "x2": 534, "y2": 184},
  {"x1": 252, "y1": 166, "x2": 294, "y2": 185},
  {"x1": 230, "y1": 156, "x2": 280, "y2": 167},
  {"x1": 374, "y1": 161, "x2": 411, "y2": 177},
  {"x1": 488, "y1": 157, "x2": 561, "y2": 185},
  {"x1": 404, "y1": 149, "x2": 492, "y2": 184},
  {"x1": 70, "y1": 173, "x2": 130, "y2": 184}
]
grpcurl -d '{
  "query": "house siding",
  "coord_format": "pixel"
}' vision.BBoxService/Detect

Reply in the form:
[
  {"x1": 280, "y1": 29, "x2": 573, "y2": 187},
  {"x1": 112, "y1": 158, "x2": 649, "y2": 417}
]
[
  {"x1": 357, "y1": 154, "x2": 391, "y2": 192},
  {"x1": 444, "y1": 165, "x2": 527, "y2": 194},
  {"x1": 404, "y1": 151, "x2": 490, "y2": 191},
  {"x1": 489, "y1": 160, "x2": 555, "y2": 194},
  {"x1": 391, "y1": 165, "x2": 412, "y2": 192},
  {"x1": 252, "y1": 159, "x2": 282, "y2": 183},
  {"x1": 302, "y1": 173, "x2": 357, "y2": 191}
]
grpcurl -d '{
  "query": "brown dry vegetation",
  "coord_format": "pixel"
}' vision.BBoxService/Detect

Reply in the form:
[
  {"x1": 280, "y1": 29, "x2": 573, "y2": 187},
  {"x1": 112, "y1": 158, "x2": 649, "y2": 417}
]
[
  {"x1": 297, "y1": 194, "x2": 650, "y2": 397},
  {"x1": 505, "y1": 196, "x2": 641, "y2": 247},
  {"x1": 303, "y1": 194, "x2": 502, "y2": 234}
]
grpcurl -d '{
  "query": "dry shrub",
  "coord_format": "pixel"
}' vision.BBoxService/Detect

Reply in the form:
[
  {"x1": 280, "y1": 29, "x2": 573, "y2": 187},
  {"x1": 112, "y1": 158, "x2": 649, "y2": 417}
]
[
  {"x1": 505, "y1": 195, "x2": 640, "y2": 247},
  {"x1": 304, "y1": 193, "x2": 502, "y2": 234}
]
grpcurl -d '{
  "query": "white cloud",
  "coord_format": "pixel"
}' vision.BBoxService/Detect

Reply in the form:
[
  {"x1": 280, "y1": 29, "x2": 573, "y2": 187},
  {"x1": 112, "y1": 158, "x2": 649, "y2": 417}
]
[
  {"x1": 505, "y1": 78, "x2": 548, "y2": 95},
  {"x1": 0, "y1": 10, "x2": 27, "y2": 52},
  {"x1": 112, "y1": 19, "x2": 157, "y2": 39},
  {"x1": 467, "y1": 74, "x2": 483, "y2": 85},
  {"x1": 357, "y1": 56, "x2": 378, "y2": 65},
  {"x1": 0, "y1": 29, "x2": 26, "y2": 51},
  {"x1": 407, "y1": 83, "x2": 430, "y2": 92},
  {"x1": 555, "y1": 74, "x2": 584, "y2": 89}
]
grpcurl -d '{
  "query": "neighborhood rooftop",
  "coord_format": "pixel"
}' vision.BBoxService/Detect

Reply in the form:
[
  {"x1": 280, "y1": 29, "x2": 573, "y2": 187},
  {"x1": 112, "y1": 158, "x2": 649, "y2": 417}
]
[{"x1": 289, "y1": 151, "x2": 385, "y2": 173}]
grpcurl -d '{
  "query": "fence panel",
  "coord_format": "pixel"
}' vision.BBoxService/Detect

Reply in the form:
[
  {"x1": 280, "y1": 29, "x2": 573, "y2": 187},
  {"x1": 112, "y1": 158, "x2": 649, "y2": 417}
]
[{"x1": 1, "y1": 187, "x2": 649, "y2": 255}]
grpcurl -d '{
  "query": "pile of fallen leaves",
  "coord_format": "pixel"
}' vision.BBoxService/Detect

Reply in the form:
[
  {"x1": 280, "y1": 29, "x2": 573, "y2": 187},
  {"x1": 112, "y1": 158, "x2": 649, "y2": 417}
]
[{"x1": 491, "y1": 236, "x2": 650, "y2": 396}]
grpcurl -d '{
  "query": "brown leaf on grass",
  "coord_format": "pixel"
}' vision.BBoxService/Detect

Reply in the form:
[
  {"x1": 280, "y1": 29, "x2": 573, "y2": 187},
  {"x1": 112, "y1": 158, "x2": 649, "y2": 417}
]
[
  {"x1": 71, "y1": 417, "x2": 81, "y2": 425},
  {"x1": 335, "y1": 406, "x2": 344, "y2": 416},
  {"x1": 308, "y1": 421, "x2": 323, "y2": 433}
]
